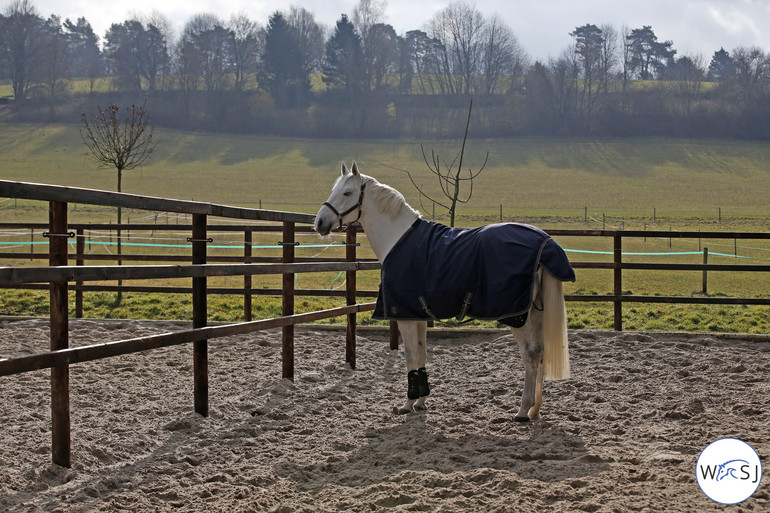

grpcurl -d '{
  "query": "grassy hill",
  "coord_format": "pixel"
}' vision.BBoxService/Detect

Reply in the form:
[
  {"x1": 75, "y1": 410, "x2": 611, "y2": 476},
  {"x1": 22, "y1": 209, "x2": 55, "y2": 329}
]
[
  {"x1": 1, "y1": 123, "x2": 769, "y2": 223},
  {"x1": 1, "y1": 123, "x2": 768, "y2": 333}
]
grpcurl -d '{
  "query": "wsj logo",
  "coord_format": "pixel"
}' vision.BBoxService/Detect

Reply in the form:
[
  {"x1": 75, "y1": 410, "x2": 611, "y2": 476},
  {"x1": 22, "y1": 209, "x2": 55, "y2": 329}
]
[
  {"x1": 700, "y1": 459, "x2": 760, "y2": 483},
  {"x1": 697, "y1": 439, "x2": 763, "y2": 504}
]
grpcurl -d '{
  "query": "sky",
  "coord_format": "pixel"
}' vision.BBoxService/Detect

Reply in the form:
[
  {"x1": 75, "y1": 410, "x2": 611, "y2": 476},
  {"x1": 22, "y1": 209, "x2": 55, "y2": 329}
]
[{"x1": 26, "y1": 0, "x2": 770, "y2": 61}]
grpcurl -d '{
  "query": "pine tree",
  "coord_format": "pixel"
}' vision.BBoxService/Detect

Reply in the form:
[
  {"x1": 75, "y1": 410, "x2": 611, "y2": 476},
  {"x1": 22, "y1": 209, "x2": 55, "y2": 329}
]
[
  {"x1": 260, "y1": 12, "x2": 309, "y2": 108},
  {"x1": 322, "y1": 14, "x2": 363, "y2": 99},
  {"x1": 707, "y1": 48, "x2": 734, "y2": 82}
]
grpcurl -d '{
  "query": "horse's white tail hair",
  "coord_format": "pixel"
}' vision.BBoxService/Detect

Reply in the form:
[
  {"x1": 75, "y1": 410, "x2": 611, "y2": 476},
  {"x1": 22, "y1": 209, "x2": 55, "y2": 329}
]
[{"x1": 542, "y1": 271, "x2": 570, "y2": 380}]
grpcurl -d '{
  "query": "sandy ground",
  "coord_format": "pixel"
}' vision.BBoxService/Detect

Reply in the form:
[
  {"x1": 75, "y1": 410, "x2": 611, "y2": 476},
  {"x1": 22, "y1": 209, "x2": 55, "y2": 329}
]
[{"x1": 1, "y1": 319, "x2": 769, "y2": 512}]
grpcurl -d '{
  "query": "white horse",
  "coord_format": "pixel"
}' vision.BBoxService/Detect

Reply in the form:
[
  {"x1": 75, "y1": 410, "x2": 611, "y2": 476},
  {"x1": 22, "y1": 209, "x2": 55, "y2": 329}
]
[{"x1": 315, "y1": 163, "x2": 571, "y2": 421}]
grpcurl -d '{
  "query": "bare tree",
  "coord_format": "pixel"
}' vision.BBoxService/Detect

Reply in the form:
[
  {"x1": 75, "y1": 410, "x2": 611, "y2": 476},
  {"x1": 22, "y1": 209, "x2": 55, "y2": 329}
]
[
  {"x1": 80, "y1": 100, "x2": 156, "y2": 302},
  {"x1": 599, "y1": 23, "x2": 619, "y2": 94},
  {"x1": 403, "y1": 100, "x2": 487, "y2": 227},
  {"x1": 1, "y1": 0, "x2": 45, "y2": 113},
  {"x1": 352, "y1": 0, "x2": 386, "y2": 37},
  {"x1": 352, "y1": 0, "x2": 387, "y2": 89},
  {"x1": 481, "y1": 14, "x2": 526, "y2": 95},
  {"x1": 177, "y1": 14, "x2": 231, "y2": 93},
  {"x1": 80, "y1": 100, "x2": 156, "y2": 194},
  {"x1": 666, "y1": 54, "x2": 705, "y2": 116},
  {"x1": 287, "y1": 6, "x2": 325, "y2": 77},
  {"x1": 731, "y1": 46, "x2": 768, "y2": 97},
  {"x1": 427, "y1": 1, "x2": 485, "y2": 95},
  {"x1": 228, "y1": 12, "x2": 261, "y2": 92},
  {"x1": 41, "y1": 15, "x2": 68, "y2": 121},
  {"x1": 549, "y1": 45, "x2": 581, "y2": 129},
  {"x1": 423, "y1": 17, "x2": 455, "y2": 95},
  {"x1": 620, "y1": 24, "x2": 633, "y2": 95}
]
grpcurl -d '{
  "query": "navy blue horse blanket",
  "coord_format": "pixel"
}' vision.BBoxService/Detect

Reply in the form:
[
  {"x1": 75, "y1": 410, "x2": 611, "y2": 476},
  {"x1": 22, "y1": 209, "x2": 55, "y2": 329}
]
[{"x1": 373, "y1": 220, "x2": 575, "y2": 326}]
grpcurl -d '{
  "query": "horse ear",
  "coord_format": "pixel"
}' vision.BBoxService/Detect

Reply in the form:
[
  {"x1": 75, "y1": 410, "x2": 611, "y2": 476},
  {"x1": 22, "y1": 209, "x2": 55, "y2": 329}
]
[
  {"x1": 351, "y1": 161, "x2": 360, "y2": 177},
  {"x1": 341, "y1": 163, "x2": 349, "y2": 176}
]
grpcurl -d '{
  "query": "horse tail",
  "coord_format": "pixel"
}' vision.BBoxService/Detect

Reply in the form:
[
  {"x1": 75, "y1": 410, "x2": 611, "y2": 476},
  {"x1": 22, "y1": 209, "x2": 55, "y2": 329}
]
[{"x1": 541, "y1": 271, "x2": 570, "y2": 380}]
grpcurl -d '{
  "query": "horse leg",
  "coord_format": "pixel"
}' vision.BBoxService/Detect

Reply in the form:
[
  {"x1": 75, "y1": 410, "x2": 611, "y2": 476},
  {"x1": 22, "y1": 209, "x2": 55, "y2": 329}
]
[
  {"x1": 397, "y1": 320, "x2": 429, "y2": 414},
  {"x1": 511, "y1": 278, "x2": 545, "y2": 422},
  {"x1": 413, "y1": 321, "x2": 430, "y2": 411}
]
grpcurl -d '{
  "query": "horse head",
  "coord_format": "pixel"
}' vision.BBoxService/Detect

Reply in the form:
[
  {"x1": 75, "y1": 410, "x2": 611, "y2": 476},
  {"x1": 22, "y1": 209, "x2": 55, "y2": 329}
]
[
  {"x1": 717, "y1": 460, "x2": 750, "y2": 481},
  {"x1": 315, "y1": 162, "x2": 365, "y2": 235}
]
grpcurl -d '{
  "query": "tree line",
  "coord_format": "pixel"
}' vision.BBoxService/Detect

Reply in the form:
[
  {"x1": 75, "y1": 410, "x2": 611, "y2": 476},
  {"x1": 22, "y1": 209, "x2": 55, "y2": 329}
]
[{"x1": 2, "y1": 0, "x2": 770, "y2": 139}]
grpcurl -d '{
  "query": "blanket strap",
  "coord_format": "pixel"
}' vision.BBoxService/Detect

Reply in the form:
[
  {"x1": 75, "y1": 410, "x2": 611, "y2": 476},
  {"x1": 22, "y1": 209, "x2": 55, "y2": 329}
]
[
  {"x1": 418, "y1": 296, "x2": 440, "y2": 322},
  {"x1": 457, "y1": 292, "x2": 473, "y2": 322}
]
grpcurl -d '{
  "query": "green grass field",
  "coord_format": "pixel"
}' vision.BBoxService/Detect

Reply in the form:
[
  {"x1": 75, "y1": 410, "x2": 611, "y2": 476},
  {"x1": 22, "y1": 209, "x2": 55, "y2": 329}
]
[
  {"x1": 2, "y1": 123, "x2": 770, "y2": 218},
  {"x1": 1, "y1": 123, "x2": 768, "y2": 333}
]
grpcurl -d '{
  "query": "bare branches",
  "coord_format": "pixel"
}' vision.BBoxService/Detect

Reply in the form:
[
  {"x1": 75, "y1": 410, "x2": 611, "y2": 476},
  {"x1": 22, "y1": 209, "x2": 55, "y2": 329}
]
[
  {"x1": 403, "y1": 99, "x2": 488, "y2": 226},
  {"x1": 80, "y1": 100, "x2": 156, "y2": 188}
]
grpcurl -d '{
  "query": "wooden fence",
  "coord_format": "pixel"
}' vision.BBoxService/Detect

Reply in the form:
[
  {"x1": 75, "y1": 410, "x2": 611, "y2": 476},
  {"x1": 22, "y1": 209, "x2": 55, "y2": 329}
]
[
  {"x1": 0, "y1": 180, "x2": 381, "y2": 467},
  {"x1": 1, "y1": 178, "x2": 769, "y2": 468},
  {"x1": 0, "y1": 221, "x2": 381, "y2": 318},
  {"x1": 551, "y1": 228, "x2": 770, "y2": 331}
]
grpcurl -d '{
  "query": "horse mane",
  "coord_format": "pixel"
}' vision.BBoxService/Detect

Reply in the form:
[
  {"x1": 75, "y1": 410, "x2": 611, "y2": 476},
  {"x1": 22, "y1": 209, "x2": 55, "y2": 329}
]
[{"x1": 362, "y1": 175, "x2": 421, "y2": 219}]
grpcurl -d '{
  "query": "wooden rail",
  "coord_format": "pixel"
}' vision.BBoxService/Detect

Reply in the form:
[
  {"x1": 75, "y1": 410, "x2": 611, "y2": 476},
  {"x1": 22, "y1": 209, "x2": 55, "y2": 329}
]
[
  {"x1": 0, "y1": 180, "x2": 315, "y2": 223},
  {"x1": 0, "y1": 304, "x2": 375, "y2": 377},
  {"x1": 0, "y1": 261, "x2": 380, "y2": 283}
]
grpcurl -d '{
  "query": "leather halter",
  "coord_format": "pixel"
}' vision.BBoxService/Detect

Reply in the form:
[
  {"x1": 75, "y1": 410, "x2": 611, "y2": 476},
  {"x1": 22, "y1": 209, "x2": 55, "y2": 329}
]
[{"x1": 323, "y1": 184, "x2": 366, "y2": 231}]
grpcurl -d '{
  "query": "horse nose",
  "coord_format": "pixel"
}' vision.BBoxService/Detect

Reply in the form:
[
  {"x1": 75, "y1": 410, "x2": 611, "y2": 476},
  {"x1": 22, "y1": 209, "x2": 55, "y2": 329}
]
[{"x1": 315, "y1": 215, "x2": 331, "y2": 236}]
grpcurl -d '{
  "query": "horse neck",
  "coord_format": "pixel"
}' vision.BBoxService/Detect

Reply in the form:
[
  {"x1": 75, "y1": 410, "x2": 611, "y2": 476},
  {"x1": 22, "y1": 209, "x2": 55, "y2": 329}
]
[{"x1": 359, "y1": 194, "x2": 419, "y2": 263}]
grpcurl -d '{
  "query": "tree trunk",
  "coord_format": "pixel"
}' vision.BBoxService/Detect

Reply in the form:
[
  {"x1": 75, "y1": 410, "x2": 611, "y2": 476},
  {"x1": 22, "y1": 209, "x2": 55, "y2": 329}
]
[{"x1": 116, "y1": 169, "x2": 123, "y2": 304}]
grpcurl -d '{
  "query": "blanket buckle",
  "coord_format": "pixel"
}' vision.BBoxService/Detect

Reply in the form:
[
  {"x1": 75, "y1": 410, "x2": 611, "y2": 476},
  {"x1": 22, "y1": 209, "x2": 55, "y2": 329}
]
[{"x1": 457, "y1": 292, "x2": 473, "y2": 322}]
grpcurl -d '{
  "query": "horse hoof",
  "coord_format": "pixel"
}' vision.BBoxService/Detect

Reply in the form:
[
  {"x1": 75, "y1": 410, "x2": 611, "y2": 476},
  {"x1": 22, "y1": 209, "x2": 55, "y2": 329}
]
[
  {"x1": 514, "y1": 416, "x2": 531, "y2": 423},
  {"x1": 394, "y1": 406, "x2": 413, "y2": 415}
]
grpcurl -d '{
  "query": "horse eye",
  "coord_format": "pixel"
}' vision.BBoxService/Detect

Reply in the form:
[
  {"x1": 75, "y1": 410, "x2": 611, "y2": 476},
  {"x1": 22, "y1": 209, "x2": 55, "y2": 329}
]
[{"x1": 343, "y1": 191, "x2": 352, "y2": 196}]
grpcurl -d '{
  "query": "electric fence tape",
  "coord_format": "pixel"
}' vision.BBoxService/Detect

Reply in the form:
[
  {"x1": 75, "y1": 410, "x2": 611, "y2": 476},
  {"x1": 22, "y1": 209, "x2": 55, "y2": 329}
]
[{"x1": 2, "y1": 240, "x2": 769, "y2": 262}]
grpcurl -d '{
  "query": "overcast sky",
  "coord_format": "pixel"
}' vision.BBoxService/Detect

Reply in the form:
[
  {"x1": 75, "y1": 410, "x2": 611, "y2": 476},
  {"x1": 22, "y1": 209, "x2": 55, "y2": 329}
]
[{"x1": 27, "y1": 0, "x2": 770, "y2": 61}]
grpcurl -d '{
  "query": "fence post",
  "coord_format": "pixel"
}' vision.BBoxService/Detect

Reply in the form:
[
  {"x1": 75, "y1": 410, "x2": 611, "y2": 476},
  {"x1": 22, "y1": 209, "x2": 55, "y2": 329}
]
[
  {"x1": 49, "y1": 201, "x2": 70, "y2": 468},
  {"x1": 244, "y1": 230, "x2": 252, "y2": 322},
  {"x1": 389, "y1": 321, "x2": 399, "y2": 350},
  {"x1": 282, "y1": 222, "x2": 295, "y2": 381},
  {"x1": 75, "y1": 228, "x2": 84, "y2": 318},
  {"x1": 191, "y1": 214, "x2": 208, "y2": 417},
  {"x1": 345, "y1": 225, "x2": 357, "y2": 369},
  {"x1": 613, "y1": 233, "x2": 623, "y2": 332},
  {"x1": 702, "y1": 248, "x2": 709, "y2": 295}
]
